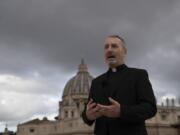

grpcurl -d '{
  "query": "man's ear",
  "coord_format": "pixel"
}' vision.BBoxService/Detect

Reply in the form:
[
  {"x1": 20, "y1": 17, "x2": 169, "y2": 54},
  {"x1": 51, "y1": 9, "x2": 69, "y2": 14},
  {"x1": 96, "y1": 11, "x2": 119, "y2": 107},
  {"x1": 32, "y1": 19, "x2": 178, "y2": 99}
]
[
  {"x1": 122, "y1": 48, "x2": 127, "y2": 56},
  {"x1": 124, "y1": 47, "x2": 127, "y2": 54}
]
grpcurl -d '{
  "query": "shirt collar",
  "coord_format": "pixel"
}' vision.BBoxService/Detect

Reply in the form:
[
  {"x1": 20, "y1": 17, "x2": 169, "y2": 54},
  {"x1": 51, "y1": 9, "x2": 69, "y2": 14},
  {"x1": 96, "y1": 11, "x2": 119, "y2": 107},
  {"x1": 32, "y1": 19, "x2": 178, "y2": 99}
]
[{"x1": 108, "y1": 64, "x2": 127, "y2": 73}]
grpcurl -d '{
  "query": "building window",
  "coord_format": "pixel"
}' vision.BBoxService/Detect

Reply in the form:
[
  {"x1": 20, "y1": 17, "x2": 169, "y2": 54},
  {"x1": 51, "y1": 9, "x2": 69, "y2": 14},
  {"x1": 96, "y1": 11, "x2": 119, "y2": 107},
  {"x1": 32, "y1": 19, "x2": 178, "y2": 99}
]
[
  {"x1": 71, "y1": 111, "x2": 74, "y2": 118},
  {"x1": 29, "y1": 128, "x2": 35, "y2": 133},
  {"x1": 159, "y1": 109, "x2": 169, "y2": 121},
  {"x1": 63, "y1": 101, "x2": 68, "y2": 106},
  {"x1": 65, "y1": 111, "x2": 68, "y2": 118},
  {"x1": 178, "y1": 115, "x2": 180, "y2": 122},
  {"x1": 54, "y1": 126, "x2": 57, "y2": 131},
  {"x1": 76, "y1": 102, "x2": 79, "y2": 108},
  {"x1": 161, "y1": 114, "x2": 167, "y2": 120}
]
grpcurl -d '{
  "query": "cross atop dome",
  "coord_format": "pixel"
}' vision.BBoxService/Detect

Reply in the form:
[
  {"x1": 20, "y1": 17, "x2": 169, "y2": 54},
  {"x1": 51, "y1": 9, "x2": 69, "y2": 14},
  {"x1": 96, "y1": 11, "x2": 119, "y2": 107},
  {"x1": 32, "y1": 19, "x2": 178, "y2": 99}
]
[{"x1": 78, "y1": 59, "x2": 88, "y2": 73}]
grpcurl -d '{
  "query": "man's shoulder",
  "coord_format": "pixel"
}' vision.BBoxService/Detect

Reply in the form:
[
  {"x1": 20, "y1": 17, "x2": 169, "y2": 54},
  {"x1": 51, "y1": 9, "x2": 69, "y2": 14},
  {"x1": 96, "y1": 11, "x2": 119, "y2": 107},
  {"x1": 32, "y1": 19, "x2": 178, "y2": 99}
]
[
  {"x1": 92, "y1": 72, "x2": 107, "y2": 82},
  {"x1": 127, "y1": 66, "x2": 147, "y2": 73},
  {"x1": 127, "y1": 66, "x2": 148, "y2": 76}
]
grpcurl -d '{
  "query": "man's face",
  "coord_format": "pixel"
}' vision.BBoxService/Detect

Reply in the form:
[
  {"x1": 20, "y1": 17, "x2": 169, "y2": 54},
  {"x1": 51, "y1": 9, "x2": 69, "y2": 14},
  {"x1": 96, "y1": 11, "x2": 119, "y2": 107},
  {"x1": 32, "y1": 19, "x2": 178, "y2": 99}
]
[{"x1": 104, "y1": 37, "x2": 126, "y2": 68}]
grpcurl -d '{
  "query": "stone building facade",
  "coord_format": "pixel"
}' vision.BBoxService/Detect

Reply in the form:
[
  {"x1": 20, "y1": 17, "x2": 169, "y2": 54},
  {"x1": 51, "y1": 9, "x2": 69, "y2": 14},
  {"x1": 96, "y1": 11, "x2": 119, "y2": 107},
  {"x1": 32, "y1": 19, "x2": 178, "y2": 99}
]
[{"x1": 16, "y1": 61, "x2": 180, "y2": 135}]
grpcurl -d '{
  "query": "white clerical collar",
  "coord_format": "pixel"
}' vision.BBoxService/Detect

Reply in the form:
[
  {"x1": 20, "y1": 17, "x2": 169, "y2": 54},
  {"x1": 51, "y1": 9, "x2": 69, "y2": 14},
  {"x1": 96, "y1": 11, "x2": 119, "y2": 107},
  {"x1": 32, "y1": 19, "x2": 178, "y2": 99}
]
[{"x1": 111, "y1": 68, "x2": 117, "y2": 72}]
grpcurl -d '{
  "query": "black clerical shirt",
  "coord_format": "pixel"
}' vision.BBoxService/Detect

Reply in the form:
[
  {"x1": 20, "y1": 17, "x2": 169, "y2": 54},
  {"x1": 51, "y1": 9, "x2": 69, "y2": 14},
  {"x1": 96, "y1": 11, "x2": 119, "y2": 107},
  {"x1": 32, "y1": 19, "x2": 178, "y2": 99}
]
[{"x1": 82, "y1": 64, "x2": 157, "y2": 135}]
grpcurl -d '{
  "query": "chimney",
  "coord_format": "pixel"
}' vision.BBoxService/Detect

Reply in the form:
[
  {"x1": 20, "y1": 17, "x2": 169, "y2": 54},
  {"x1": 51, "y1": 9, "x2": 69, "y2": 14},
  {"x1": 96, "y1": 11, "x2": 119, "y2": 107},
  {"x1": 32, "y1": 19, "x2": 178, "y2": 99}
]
[
  {"x1": 166, "y1": 98, "x2": 169, "y2": 107},
  {"x1": 171, "y1": 98, "x2": 175, "y2": 107},
  {"x1": 161, "y1": 102, "x2": 164, "y2": 107}
]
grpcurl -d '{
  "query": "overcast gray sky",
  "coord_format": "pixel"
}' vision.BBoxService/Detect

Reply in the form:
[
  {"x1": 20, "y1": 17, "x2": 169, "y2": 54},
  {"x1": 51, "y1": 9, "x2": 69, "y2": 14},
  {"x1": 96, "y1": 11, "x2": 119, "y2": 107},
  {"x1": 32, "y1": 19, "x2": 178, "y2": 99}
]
[{"x1": 0, "y1": 0, "x2": 180, "y2": 132}]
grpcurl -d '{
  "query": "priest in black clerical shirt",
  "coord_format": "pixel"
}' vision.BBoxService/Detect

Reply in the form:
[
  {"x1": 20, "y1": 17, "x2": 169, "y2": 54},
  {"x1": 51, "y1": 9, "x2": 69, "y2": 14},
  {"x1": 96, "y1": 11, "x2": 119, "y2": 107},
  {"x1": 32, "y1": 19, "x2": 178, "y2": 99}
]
[{"x1": 81, "y1": 35, "x2": 157, "y2": 135}]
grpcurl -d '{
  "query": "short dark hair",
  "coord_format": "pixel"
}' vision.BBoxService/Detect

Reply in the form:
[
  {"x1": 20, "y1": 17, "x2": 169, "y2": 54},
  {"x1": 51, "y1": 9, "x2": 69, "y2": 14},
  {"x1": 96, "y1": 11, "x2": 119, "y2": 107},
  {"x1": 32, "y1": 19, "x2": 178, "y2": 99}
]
[{"x1": 108, "y1": 35, "x2": 126, "y2": 51}]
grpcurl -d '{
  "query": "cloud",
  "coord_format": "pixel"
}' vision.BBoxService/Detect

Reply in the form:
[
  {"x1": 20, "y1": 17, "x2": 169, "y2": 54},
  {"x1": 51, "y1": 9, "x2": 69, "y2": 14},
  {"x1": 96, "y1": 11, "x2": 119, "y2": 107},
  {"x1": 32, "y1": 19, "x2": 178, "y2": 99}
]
[
  {"x1": 0, "y1": 74, "x2": 59, "y2": 119},
  {"x1": 0, "y1": 72, "x2": 72, "y2": 132}
]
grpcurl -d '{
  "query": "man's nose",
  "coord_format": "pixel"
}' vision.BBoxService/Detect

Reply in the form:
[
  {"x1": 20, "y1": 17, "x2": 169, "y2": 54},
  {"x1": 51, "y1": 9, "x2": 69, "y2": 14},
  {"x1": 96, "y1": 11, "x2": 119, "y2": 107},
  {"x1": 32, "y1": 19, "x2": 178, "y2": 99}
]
[{"x1": 107, "y1": 46, "x2": 113, "y2": 52}]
